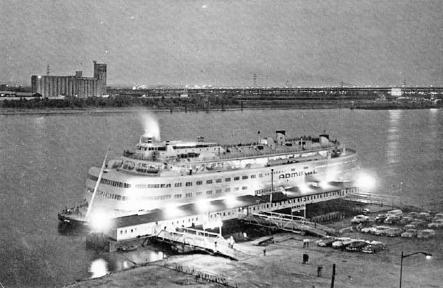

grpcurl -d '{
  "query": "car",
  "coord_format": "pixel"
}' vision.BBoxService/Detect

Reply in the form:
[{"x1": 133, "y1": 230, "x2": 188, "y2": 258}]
[
  {"x1": 361, "y1": 241, "x2": 386, "y2": 254},
  {"x1": 399, "y1": 216, "x2": 413, "y2": 225},
  {"x1": 361, "y1": 226, "x2": 376, "y2": 234},
  {"x1": 332, "y1": 237, "x2": 352, "y2": 249},
  {"x1": 428, "y1": 219, "x2": 443, "y2": 228},
  {"x1": 417, "y1": 229, "x2": 436, "y2": 239},
  {"x1": 404, "y1": 224, "x2": 416, "y2": 230},
  {"x1": 386, "y1": 209, "x2": 403, "y2": 218},
  {"x1": 384, "y1": 215, "x2": 401, "y2": 225},
  {"x1": 433, "y1": 212, "x2": 443, "y2": 220},
  {"x1": 385, "y1": 227, "x2": 403, "y2": 237},
  {"x1": 351, "y1": 215, "x2": 370, "y2": 224},
  {"x1": 417, "y1": 212, "x2": 431, "y2": 221},
  {"x1": 401, "y1": 229, "x2": 417, "y2": 238},
  {"x1": 316, "y1": 237, "x2": 336, "y2": 247},
  {"x1": 408, "y1": 211, "x2": 419, "y2": 218},
  {"x1": 371, "y1": 226, "x2": 390, "y2": 236},
  {"x1": 362, "y1": 208, "x2": 370, "y2": 215},
  {"x1": 345, "y1": 240, "x2": 369, "y2": 252},
  {"x1": 410, "y1": 220, "x2": 427, "y2": 228},
  {"x1": 375, "y1": 214, "x2": 387, "y2": 223}
]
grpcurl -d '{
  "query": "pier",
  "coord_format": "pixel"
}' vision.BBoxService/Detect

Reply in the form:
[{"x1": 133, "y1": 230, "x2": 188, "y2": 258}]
[{"x1": 86, "y1": 186, "x2": 359, "y2": 252}]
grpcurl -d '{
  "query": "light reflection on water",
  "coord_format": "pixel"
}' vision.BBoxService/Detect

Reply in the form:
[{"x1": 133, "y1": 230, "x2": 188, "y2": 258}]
[
  {"x1": 386, "y1": 110, "x2": 402, "y2": 164},
  {"x1": 90, "y1": 249, "x2": 166, "y2": 277},
  {"x1": 89, "y1": 258, "x2": 108, "y2": 278}
]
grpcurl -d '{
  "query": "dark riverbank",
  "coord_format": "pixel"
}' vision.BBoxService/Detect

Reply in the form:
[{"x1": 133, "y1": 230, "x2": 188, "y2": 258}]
[{"x1": 0, "y1": 99, "x2": 440, "y2": 115}]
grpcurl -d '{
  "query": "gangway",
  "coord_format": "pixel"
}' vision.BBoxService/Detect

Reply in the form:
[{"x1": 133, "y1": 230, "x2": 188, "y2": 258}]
[
  {"x1": 155, "y1": 227, "x2": 241, "y2": 260},
  {"x1": 242, "y1": 211, "x2": 336, "y2": 237}
]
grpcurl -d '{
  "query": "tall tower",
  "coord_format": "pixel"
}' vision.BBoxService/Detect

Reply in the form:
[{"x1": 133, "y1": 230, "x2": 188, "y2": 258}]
[{"x1": 93, "y1": 61, "x2": 107, "y2": 96}]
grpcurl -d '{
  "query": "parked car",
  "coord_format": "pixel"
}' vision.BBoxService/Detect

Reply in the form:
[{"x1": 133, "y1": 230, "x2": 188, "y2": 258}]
[
  {"x1": 332, "y1": 237, "x2": 352, "y2": 249},
  {"x1": 404, "y1": 224, "x2": 416, "y2": 230},
  {"x1": 316, "y1": 237, "x2": 336, "y2": 247},
  {"x1": 375, "y1": 214, "x2": 387, "y2": 223},
  {"x1": 428, "y1": 219, "x2": 443, "y2": 229},
  {"x1": 346, "y1": 240, "x2": 369, "y2": 252},
  {"x1": 399, "y1": 216, "x2": 413, "y2": 225},
  {"x1": 371, "y1": 226, "x2": 390, "y2": 236},
  {"x1": 417, "y1": 229, "x2": 436, "y2": 239},
  {"x1": 408, "y1": 211, "x2": 419, "y2": 218},
  {"x1": 410, "y1": 220, "x2": 427, "y2": 228},
  {"x1": 384, "y1": 215, "x2": 401, "y2": 225},
  {"x1": 362, "y1": 208, "x2": 370, "y2": 215},
  {"x1": 386, "y1": 209, "x2": 403, "y2": 218},
  {"x1": 351, "y1": 215, "x2": 370, "y2": 224},
  {"x1": 401, "y1": 229, "x2": 418, "y2": 238},
  {"x1": 433, "y1": 212, "x2": 443, "y2": 220},
  {"x1": 385, "y1": 227, "x2": 403, "y2": 237},
  {"x1": 361, "y1": 241, "x2": 386, "y2": 254},
  {"x1": 417, "y1": 212, "x2": 431, "y2": 221},
  {"x1": 361, "y1": 226, "x2": 376, "y2": 234}
]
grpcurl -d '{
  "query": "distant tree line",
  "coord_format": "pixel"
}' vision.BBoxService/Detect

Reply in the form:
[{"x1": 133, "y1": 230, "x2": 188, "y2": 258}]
[{"x1": 0, "y1": 95, "x2": 241, "y2": 110}]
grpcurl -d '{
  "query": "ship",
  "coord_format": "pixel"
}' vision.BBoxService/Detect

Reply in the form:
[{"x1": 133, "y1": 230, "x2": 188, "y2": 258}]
[{"x1": 58, "y1": 130, "x2": 359, "y2": 225}]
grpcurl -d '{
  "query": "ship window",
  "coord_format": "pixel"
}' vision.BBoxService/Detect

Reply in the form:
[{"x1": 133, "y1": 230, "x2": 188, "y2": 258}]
[
  {"x1": 216, "y1": 179, "x2": 222, "y2": 183},
  {"x1": 174, "y1": 194, "x2": 182, "y2": 198},
  {"x1": 206, "y1": 190, "x2": 212, "y2": 195},
  {"x1": 206, "y1": 180, "x2": 213, "y2": 184},
  {"x1": 216, "y1": 189, "x2": 222, "y2": 194},
  {"x1": 251, "y1": 174, "x2": 256, "y2": 178},
  {"x1": 235, "y1": 187, "x2": 239, "y2": 191},
  {"x1": 242, "y1": 186, "x2": 247, "y2": 190},
  {"x1": 196, "y1": 191, "x2": 203, "y2": 196},
  {"x1": 186, "y1": 182, "x2": 192, "y2": 187},
  {"x1": 186, "y1": 193, "x2": 192, "y2": 197},
  {"x1": 225, "y1": 178, "x2": 231, "y2": 182},
  {"x1": 225, "y1": 188, "x2": 231, "y2": 192},
  {"x1": 196, "y1": 181, "x2": 203, "y2": 185},
  {"x1": 234, "y1": 177, "x2": 240, "y2": 181},
  {"x1": 175, "y1": 183, "x2": 182, "y2": 187},
  {"x1": 259, "y1": 173, "x2": 263, "y2": 178},
  {"x1": 242, "y1": 176, "x2": 248, "y2": 180}
]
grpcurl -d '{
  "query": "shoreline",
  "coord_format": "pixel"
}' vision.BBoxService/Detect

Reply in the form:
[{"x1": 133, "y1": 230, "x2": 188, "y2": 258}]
[{"x1": 0, "y1": 104, "x2": 440, "y2": 115}]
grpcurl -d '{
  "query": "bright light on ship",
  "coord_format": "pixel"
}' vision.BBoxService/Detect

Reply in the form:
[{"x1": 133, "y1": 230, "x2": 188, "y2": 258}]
[
  {"x1": 195, "y1": 199, "x2": 212, "y2": 213},
  {"x1": 318, "y1": 180, "x2": 330, "y2": 190},
  {"x1": 355, "y1": 172, "x2": 376, "y2": 191},
  {"x1": 224, "y1": 195, "x2": 240, "y2": 208},
  {"x1": 298, "y1": 182, "x2": 313, "y2": 194},
  {"x1": 138, "y1": 112, "x2": 161, "y2": 141},
  {"x1": 88, "y1": 210, "x2": 113, "y2": 233},
  {"x1": 162, "y1": 203, "x2": 182, "y2": 218}
]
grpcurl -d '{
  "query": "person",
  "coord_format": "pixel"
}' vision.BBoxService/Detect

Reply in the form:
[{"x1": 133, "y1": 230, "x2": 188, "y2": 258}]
[{"x1": 263, "y1": 248, "x2": 266, "y2": 256}]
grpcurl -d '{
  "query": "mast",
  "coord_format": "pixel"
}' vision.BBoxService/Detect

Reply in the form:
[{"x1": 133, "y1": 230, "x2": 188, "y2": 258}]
[{"x1": 85, "y1": 146, "x2": 111, "y2": 219}]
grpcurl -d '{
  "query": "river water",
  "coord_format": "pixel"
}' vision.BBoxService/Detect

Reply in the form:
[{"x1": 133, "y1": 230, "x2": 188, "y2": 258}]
[{"x1": 0, "y1": 108, "x2": 441, "y2": 287}]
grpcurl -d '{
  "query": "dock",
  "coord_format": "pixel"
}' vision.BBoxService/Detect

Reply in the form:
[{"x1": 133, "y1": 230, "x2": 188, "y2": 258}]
[{"x1": 86, "y1": 186, "x2": 359, "y2": 253}]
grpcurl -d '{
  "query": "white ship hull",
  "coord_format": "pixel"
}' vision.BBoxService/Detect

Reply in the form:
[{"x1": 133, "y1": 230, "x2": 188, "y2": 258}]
[{"x1": 84, "y1": 147, "x2": 358, "y2": 217}]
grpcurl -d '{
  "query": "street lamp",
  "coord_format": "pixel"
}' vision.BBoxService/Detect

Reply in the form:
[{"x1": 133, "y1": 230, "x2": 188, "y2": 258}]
[{"x1": 399, "y1": 251, "x2": 432, "y2": 288}]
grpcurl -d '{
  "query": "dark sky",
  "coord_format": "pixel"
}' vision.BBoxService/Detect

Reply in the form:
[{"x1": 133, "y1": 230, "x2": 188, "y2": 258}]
[{"x1": 1, "y1": 0, "x2": 442, "y2": 87}]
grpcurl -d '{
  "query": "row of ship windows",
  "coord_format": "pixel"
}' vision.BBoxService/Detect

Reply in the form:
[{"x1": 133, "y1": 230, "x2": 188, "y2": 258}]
[
  {"x1": 138, "y1": 174, "x2": 263, "y2": 190},
  {"x1": 88, "y1": 186, "x2": 248, "y2": 201},
  {"x1": 88, "y1": 170, "x2": 297, "y2": 190},
  {"x1": 87, "y1": 175, "x2": 131, "y2": 188}
]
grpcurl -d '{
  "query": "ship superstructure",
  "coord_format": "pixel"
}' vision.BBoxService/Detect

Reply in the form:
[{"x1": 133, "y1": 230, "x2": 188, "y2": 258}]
[{"x1": 78, "y1": 130, "x2": 358, "y2": 218}]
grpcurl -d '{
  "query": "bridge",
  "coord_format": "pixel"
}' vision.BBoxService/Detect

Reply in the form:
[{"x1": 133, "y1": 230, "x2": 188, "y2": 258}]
[
  {"x1": 242, "y1": 211, "x2": 337, "y2": 237},
  {"x1": 154, "y1": 227, "x2": 243, "y2": 260}
]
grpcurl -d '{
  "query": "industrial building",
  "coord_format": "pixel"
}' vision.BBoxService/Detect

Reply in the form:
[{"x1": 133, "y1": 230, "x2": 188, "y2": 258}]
[{"x1": 31, "y1": 61, "x2": 107, "y2": 98}]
